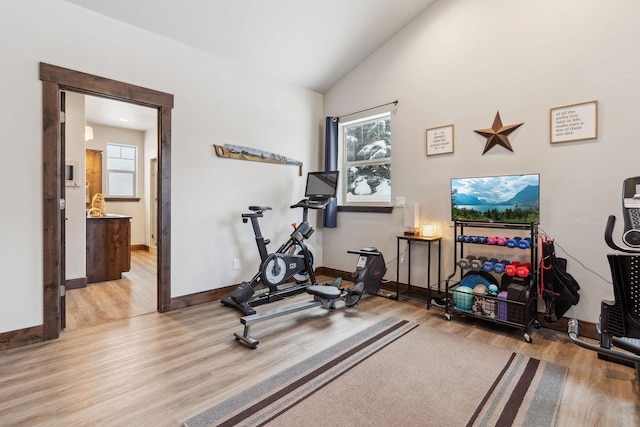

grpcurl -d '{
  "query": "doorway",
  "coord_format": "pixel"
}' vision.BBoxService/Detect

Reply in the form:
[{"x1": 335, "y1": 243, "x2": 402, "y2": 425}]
[
  {"x1": 40, "y1": 62, "x2": 174, "y2": 341},
  {"x1": 64, "y1": 95, "x2": 159, "y2": 330}
]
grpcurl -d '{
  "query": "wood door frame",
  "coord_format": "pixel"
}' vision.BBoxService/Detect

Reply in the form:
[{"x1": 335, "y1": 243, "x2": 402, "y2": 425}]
[{"x1": 40, "y1": 62, "x2": 174, "y2": 340}]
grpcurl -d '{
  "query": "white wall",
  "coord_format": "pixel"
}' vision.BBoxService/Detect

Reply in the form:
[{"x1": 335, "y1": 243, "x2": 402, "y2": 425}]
[
  {"x1": 323, "y1": 0, "x2": 640, "y2": 323},
  {"x1": 64, "y1": 92, "x2": 87, "y2": 280},
  {"x1": 0, "y1": 0, "x2": 323, "y2": 333}
]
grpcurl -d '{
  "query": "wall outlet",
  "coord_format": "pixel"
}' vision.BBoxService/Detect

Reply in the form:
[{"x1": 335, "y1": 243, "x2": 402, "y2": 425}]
[
  {"x1": 233, "y1": 259, "x2": 240, "y2": 270},
  {"x1": 395, "y1": 196, "x2": 405, "y2": 207}
]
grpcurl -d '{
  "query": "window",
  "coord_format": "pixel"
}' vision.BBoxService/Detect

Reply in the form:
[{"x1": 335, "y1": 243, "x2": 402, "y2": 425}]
[
  {"x1": 340, "y1": 112, "x2": 391, "y2": 204},
  {"x1": 106, "y1": 143, "x2": 137, "y2": 197}
]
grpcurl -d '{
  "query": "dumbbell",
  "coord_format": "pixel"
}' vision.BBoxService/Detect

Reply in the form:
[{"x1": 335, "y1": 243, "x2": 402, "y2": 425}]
[
  {"x1": 493, "y1": 259, "x2": 511, "y2": 274},
  {"x1": 517, "y1": 237, "x2": 532, "y2": 249},
  {"x1": 470, "y1": 256, "x2": 488, "y2": 271},
  {"x1": 482, "y1": 258, "x2": 499, "y2": 273},
  {"x1": 516, "y1": 262, "x2": 531, "y2": 278},
  {"x1": 457, "y1": 235, "x2": 466, "y2": 242},
  {"x1": 487, "y1": 236, "x2": 498, "y2": 245},
  {"x1": 496, "y1": 237, "x2": 508, "y2": 246},
  {"x1": 470, "y1": 235, "x2": 480, "y2": 243},
  {"x1": 458, "y1": 255, "x2": 476, "y2": 269},
  {"x1": 477, "y1": 236, "x2": 488, "y2": 244},
  {"x1": 506, "y1": 237, "x2": 521, "y2": 249},
  {"x1": 504, "y1": 261, "x2": 521, "y2": 276},
  {"x1": 463, "y1": 235, "x2": 473, "y2": 243}
]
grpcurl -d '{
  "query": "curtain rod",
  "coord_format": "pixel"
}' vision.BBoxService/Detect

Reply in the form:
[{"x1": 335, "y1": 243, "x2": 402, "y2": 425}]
[{"x1": 336, "y1": 100, "x2": 398, "y2": 121}]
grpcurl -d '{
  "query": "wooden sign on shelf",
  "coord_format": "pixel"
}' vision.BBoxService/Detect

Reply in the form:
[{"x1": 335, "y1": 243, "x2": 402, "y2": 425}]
[{"x1": 213, "y1": 144, "x2": 303, "y2": 176}]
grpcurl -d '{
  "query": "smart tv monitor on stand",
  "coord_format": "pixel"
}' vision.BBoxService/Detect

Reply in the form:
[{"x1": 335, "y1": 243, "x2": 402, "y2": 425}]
[{"x1": 304, "y1": 171, "x2": 339, "y2": 203}]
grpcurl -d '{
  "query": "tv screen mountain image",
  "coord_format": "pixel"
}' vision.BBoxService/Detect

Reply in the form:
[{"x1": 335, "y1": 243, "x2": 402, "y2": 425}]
[{"x1": 451, "y1": 174, "x2": 540, "y2": 224}]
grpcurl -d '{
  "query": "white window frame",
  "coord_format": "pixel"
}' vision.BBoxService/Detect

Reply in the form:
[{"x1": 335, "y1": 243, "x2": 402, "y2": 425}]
[
  {"x1": 106, "y1": 143, "x2": 138, "y2": 198},
  {"x1": 338, "y1": 111, "x2": 392, "y2": 206}
]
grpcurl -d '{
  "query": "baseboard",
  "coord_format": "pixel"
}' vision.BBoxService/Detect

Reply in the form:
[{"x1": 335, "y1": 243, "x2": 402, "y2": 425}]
[
  {"x1": 315, "y1": 266, "x2": 350, "y2": 281},
  {"x1": 66, "y1": 277, "x2": 87, "y2": 290},
  {"x1": 130, "y1": 245, "x2": 157, "y2": 254},
  {"x1": 0, "y1": 324, "x2": 44, "y2": 351},
  {"x1": 169, "y1": 287, "x2": 233, "y2": 310}
]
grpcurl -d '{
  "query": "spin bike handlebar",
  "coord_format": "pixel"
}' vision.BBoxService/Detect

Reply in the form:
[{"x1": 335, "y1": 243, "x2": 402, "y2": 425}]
[
  {"x1": 290, "y1": 198, "x2": 331, "y2": 210},
  {"x1": 289, "y1": 198, "x2": 331, "y2": 223}
]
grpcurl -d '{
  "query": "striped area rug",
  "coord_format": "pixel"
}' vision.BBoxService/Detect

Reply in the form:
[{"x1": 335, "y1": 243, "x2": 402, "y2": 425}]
[{"x1": 185, "y1": 317, "x2": 566, "y2": 427}]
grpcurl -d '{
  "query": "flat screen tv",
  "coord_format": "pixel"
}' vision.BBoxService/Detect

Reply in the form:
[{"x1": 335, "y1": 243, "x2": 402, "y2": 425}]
[
  {"x1": 305, "y1": 171, "x2": 339, "y2": 200},
  {"x1": 451, "y1": 174, "x2": 540, "y2": 224}
]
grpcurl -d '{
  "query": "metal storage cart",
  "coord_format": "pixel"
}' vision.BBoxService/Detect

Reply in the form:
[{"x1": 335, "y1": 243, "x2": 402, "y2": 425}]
[{"x1": 444, "y1": 221, "x2": 540, "y2": 343}]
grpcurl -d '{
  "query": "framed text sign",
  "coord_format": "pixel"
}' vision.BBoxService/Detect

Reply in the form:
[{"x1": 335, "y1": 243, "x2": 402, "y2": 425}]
[
  {"x1": 426, "y1": 124, "x2": 454, "y2": 156},
  {"x1": 550, "y1": 100, "x2": 598, "y2": 143}
]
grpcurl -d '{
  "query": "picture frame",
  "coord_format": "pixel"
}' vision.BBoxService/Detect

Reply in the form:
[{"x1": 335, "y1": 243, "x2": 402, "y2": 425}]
[
  {"x1": 550, "y1": 100, "x2": 598, "y2": 143},
  {"x1": 426, "y1": 124, "x2": 454, "y2": 156}
]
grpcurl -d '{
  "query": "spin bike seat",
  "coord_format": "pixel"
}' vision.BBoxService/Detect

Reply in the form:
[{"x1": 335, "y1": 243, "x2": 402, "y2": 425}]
[{"x1": 248, "y1": 206, "x2": 271, "y2": 212}]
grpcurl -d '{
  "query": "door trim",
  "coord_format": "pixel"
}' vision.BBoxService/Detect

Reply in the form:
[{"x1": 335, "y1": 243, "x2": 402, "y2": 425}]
[{"x1": 40, "y1": 62, "x2": 174, "y2": 340}]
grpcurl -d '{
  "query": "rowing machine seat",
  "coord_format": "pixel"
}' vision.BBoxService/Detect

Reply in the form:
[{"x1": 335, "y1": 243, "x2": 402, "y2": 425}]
[{"x1": 306, "y1": 277, "x2": 342, "y2": 300}]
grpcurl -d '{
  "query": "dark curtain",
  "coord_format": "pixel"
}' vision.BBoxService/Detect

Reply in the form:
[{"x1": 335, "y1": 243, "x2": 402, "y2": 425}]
[{"x1": 323, "y1": 116, "x2": 338, "y2": 228}]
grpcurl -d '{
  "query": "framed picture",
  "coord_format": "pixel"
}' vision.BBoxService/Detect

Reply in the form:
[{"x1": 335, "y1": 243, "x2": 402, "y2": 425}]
[
  {"x1": 550, "y1": 100, "x2": 598, "y2": 143},
  {"x1": 426, "y1": 124, "x2": 454, "y2": 156}
]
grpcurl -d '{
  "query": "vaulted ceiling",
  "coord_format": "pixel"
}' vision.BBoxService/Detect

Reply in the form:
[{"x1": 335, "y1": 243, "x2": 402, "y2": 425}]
[{"x1": 65, "y1": 0, "x2": 436, "y2": 94}]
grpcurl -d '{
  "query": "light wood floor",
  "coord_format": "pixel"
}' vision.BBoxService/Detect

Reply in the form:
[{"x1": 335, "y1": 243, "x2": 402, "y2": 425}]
[
  {"x1": 65, "y1": 250, "x2": 157, "y2": 330},
  {"x1": 1, "y1": 276, "x2": 638, "y2": 426}
]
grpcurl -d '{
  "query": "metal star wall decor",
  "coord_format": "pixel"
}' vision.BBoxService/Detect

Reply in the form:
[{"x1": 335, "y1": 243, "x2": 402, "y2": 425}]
[{"x1": 474, "y1": 111, "x2": 524, "y2": 155}]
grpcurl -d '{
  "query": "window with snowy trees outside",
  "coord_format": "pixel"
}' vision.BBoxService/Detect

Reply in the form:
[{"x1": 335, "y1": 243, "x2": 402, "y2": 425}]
[{"x1": 341, "y1": 112, "x2": 391, "y2": 204}]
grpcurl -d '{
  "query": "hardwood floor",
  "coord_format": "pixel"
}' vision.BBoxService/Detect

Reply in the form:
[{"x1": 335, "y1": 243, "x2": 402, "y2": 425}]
[
  {"x1": 0, "y1": 275, "x2": 638, "y2": 426},
  {"x1": 65, "y1": 250, "x2": 157, "y2": 330}
]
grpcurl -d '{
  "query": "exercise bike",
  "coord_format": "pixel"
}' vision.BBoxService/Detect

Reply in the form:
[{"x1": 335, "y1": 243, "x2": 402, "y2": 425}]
[
  {"x1": 234, "y1": 248, "x2": 387, "y2": 349},
  {"x1": 221, "y1": 198, "x2": 328, "y2": 316},
  {"x1": 568, "y1": 177, "x2": 640, "y2": 380}
]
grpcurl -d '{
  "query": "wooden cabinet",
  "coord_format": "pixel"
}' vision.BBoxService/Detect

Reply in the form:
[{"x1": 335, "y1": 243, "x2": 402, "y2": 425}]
[{"x1": 86, "y1": 215, "x2": 131, "y2": 284}]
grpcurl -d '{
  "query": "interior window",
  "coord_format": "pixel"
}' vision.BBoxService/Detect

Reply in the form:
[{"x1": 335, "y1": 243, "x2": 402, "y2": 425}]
[{"x1": 106, "y1": 143, "x2": 137, "y2": 197}]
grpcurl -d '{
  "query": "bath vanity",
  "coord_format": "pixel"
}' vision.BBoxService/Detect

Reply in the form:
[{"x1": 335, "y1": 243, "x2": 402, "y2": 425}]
[{"x1": 86, "y1": 214, "x2": 131, "y2": 284}]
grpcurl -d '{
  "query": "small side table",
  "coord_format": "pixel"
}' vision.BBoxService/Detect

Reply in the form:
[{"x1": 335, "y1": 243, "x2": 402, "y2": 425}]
[{"x1": 396, "y1": 235, "x2": 442, "y2": 308}]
